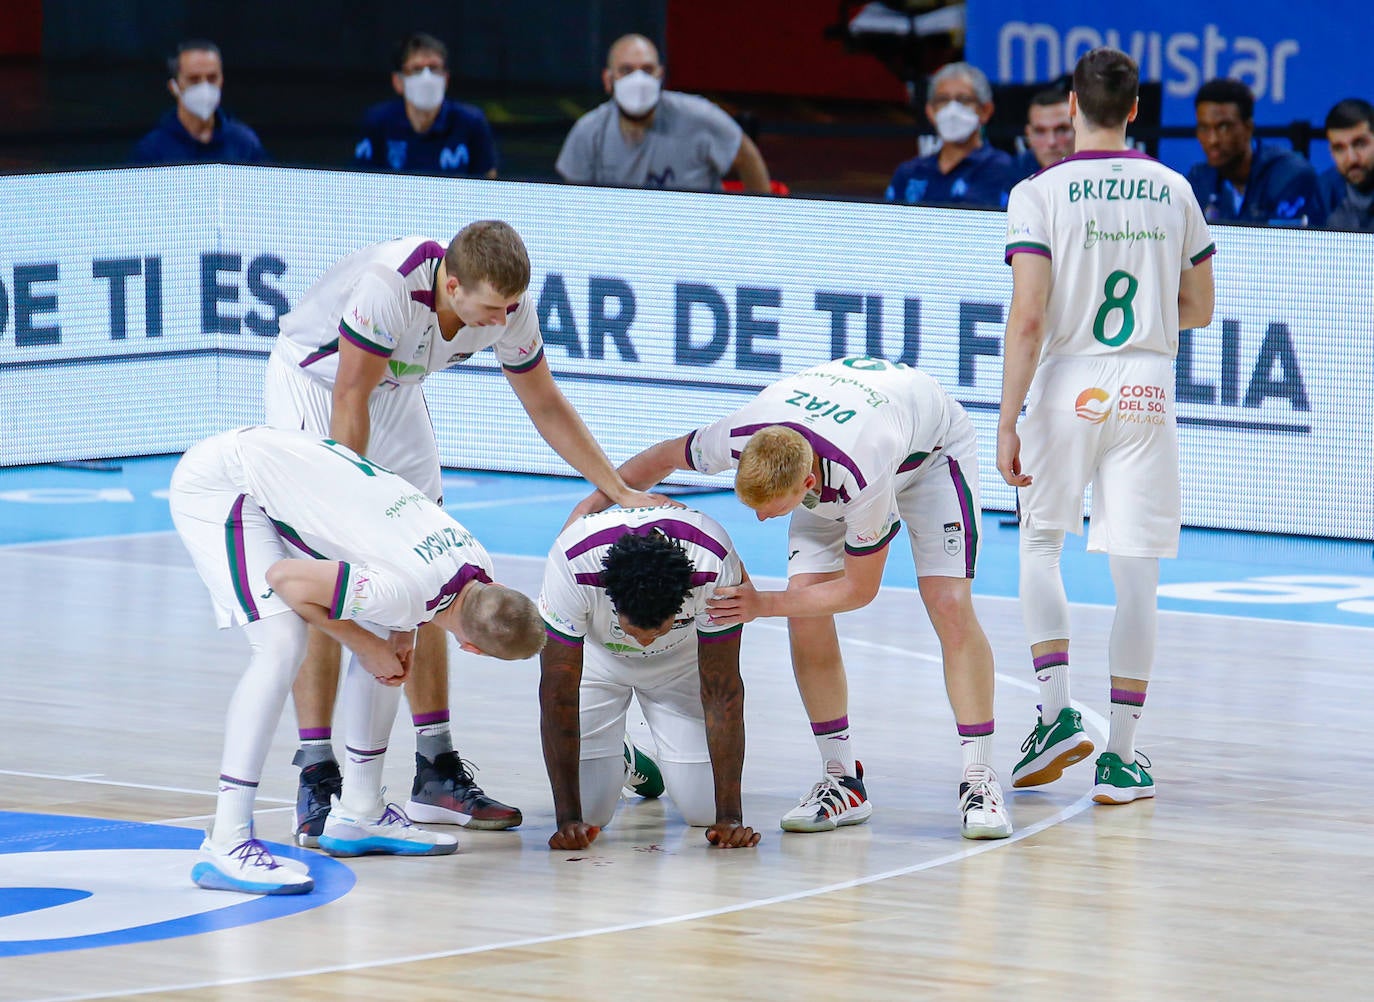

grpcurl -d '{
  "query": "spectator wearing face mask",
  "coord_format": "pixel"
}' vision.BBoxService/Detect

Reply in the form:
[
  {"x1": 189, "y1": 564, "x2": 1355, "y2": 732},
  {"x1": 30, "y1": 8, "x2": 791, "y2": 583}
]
[
  {"x1": 131, "y1": 40, "x2": 267, "y2": 165},
  {"x1": 556, "y1": 33, "x2": 771, "y2": 193},
  {"x1": 885, "y1": 62, "x2": 1016, "y2": 209},
  {"x1": 353, "y1": 32, "x2": 498, "y2": 178}
]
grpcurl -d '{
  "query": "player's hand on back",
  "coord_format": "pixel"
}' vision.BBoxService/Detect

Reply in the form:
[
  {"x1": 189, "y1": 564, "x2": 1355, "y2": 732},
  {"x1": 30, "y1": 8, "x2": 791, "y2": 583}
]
[
  {"x1": 706, "y1": 820, "x2": 761, "y2": 848},
  {"x1": 548, "y1": 821, "x2": 601, "y2": 850}
]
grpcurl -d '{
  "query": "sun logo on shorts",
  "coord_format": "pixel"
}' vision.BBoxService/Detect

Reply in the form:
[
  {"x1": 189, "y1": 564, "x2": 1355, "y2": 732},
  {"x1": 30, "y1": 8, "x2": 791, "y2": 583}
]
[{"x1": 1074, "y1": 387, "x2": 1112, "y2": 424}]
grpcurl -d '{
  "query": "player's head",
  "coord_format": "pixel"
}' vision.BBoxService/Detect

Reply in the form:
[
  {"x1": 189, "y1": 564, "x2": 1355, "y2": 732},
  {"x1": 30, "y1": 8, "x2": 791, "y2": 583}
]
[
  {"x1": 166, "y1": 39, "x2": 223, "y2": 123},
  {"x1": 603, "y1": 34, "x2": 663, "y2": 119},
  {"x1": 391, "y1": 32, "x2": 449, "y2": 111},
  {"x1": 1194, "y1": 77, "x2": 1255, "y2": 171},
  {"x1": 456, "y1": 582, "x2": 546, "y2": 660},
  {"x1": 1070, "y1": 47, "x2": 1138, "y2": 132},
  {"x1": 925, "y1": 62, "x2": 994, "y2": 145},
  {"x1": 442, "y1": 221, "x2": 530, "y2": 326},
  {"x1": 601, "y1": 530, "x2": 694, "y2": 643},
  {"x1": 735, "y1": 426, "x2": 817, "y2": 521},
  {"x1": 1325, "y1": 98, "x2": 1374, "y2": 191},
  {"x1": 1025, "y1": 86, "x2": 1074, "y2": 167}
]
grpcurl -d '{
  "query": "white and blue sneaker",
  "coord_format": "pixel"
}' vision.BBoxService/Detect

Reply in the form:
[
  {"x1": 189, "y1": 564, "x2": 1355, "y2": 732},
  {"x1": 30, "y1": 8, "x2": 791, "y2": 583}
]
[
  {"x1": 317, "y1": 797, "x2": 459, "y2": 858},
  {"x1": 192, "y1": 834, "x2": 314, "y2": 895}
]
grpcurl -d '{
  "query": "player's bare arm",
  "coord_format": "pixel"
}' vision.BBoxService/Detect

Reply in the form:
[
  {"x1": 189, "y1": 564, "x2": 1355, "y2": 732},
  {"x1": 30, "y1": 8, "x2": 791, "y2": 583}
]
[
  {"x1": 329, "y1": 337, "x2": 391, "y2": 455},
  {"x1": 538, "y1": 639, "x2": 600, "y2": 850},
  {"x1": 1178, "y1": 257, "x2": 1216, "y2": 332},
  {"x1": 504, "y1": 359, "x2": 673, "y2": 517},
  {"x1": 732, "y1": 133, "x2": 772, "y2": 194},
  {"x1": 998, "y1": 253, "x2": 1053, "y2": 487},
  {"x1": 708, "y1": 546, "x2": 887, "y2": 625},
  {"x1": 697, "y1": 632, "x2": 760, "y2": 848},
  {"x1": 566, "y1": 433, "x2": 695, "y2": 523},
  {"x1": 264, "y1": 558, "x2": 408, "y2": 685}
]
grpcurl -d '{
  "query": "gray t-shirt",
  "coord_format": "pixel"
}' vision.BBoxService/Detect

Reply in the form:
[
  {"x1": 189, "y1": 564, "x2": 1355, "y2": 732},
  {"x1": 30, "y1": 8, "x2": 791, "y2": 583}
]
[{"x1": 555, "y1": 90, "x2": 743, "y2": 192}]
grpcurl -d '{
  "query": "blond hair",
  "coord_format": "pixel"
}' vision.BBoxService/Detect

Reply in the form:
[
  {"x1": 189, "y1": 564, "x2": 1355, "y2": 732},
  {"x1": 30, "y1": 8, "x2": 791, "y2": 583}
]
[
  {"x1": 735, "y1": 426, "x2": 812, "y2": 508},
  {"x1": 445, "y1": 221, "x2": 531, "y2": 298},
  {"x1": 459, "y1": 583, "x2": 546, "y2": 660}
]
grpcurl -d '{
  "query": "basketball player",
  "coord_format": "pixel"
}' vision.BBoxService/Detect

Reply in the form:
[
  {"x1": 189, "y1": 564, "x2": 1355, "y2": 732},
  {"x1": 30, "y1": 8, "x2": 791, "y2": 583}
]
[
  {"x1": 265, "y1": 221, "x2": 667, "y2": 845},
  {"x1": 997, "y1": 47, "x2": 1215, "y2": 803},
  {"x1": 569, "y1": 356, "x2": 1013, "y2": 841},
  {"x1": 539, "y1": 507, "x2": 760, "y2": 850},
  {"x1": 169, "y1": 426, "x2": 545, "y2": 894}
]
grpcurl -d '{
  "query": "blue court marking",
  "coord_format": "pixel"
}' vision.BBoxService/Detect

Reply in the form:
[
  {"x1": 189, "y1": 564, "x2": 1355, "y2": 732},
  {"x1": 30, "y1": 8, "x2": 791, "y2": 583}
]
[
  {"x1": 0, "y1": 812, "x2": 354, "y2": 957},
  {"x1": 1, "y1": 456, "x2": 1371, "y2": 628}
]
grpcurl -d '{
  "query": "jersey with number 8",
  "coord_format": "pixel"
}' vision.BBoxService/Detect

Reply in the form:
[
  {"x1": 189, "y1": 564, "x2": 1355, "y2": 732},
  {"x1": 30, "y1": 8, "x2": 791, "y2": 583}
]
[{"x1": 1005, "y1": 149, "x2": 1214, "y2": 358}]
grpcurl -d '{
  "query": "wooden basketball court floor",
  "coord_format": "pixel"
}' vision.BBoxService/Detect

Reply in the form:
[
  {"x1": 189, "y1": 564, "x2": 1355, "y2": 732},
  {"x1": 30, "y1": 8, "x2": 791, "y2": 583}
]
[{"x1": 1, "y1": 481, "x2": 1371, "y2": 1000}]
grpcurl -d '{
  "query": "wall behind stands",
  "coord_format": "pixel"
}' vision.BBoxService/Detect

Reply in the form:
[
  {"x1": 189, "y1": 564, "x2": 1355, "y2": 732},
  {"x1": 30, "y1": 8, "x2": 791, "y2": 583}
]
[{"x1": 2, "y1": 165, "x2": 1369, "y2": 540}]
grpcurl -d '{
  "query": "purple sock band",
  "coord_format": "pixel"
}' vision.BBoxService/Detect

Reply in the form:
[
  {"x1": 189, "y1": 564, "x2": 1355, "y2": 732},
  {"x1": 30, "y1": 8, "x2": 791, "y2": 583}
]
[
  {"x1": 298, "y1": 728, "x2": 332, "y2": 741},
  {"x1": 218, "y1": 773, "x2": 258, "y2": 789},
  {"x1": 957, "y1": 720, "x2": 995, "y2": 738},
  {"x1": 811, "y1": 715, "x2": 849, "y2": 736},
  {"x1": 411, "y1": 710, "x2": 451, "y2": 727},
  {"x1": 344, "y1": 744, "x2": 388, "y2": 759},
  {"x1": 1033, "y1": 653, "x2": 1069, "y2": 670},
  {"x1": 1111, "y1": 688, "x2": 1147, "y2": 707}
]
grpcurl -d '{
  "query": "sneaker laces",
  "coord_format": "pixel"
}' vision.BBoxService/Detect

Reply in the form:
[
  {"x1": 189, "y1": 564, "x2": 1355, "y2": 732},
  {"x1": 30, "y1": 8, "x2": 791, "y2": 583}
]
[
  {"x1": 227, "y1": 837, "x2": 283, "y2": 870},
  {"x1": 377, "y1": 802, "x2": 415, "y2": 828},
  {"x1": 961, "y1": 765, "x2": 1004, "y2": 810},
  {"x1": 434, "y1": 753, "x2": 486, "y2": 794},
  {"x1": 798, "y1": 773, "x2": 851, "y2": 813}
]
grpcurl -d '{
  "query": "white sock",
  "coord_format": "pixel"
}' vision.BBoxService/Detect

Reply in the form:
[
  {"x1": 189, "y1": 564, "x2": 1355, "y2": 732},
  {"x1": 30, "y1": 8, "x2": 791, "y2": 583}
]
[
  {"x1": 1106, "y1": 688, "x2": 1146, "y2": 762},
  {"x1": 211, "y1": 779, "x2": 257, "y2": 846},
  {"x1": 1033, "y1": 653, "x2": 1072, "y2": 718},
  {"x1": 812, "y1": 716, "x2": 856, "y2": 777}
]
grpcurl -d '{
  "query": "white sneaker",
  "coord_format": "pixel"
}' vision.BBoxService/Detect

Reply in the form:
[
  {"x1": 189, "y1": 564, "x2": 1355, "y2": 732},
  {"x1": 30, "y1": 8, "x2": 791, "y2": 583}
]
[
  {"x1": 779, "y1": 761, "x2": 872, "y2": 833},
  {"x1": 192, "y1": 835, "x2": 314, "y2": 894},
  {"x1": 317, "y1": 797, "x2": 459, "y2": 858},
  {"x1": 622, "y1": 736, "x2": 665, "y2": 799},
  {"x1": 960, "y1": 764, "x2": 1013, "y2": 840}
]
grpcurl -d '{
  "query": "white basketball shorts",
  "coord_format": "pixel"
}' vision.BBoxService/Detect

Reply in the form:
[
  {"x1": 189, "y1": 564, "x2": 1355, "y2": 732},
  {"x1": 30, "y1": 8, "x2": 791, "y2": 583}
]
[{"x1": 1017, "y1": 351, "x2": 1180, "y2": 557}]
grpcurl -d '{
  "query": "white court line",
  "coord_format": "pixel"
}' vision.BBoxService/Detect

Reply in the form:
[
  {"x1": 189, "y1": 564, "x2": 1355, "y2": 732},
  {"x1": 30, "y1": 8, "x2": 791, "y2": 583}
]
[
  {"x1": 0, "y1": 769, "x2": 292, "y2": 806},
  {"x1": 31, "y1": 642, "x2": 1109, "y2": 1002}
]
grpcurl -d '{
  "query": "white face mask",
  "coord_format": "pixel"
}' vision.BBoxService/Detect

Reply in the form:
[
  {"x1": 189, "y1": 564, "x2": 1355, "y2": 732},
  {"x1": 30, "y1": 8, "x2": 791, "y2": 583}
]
[
  {"x1": 177, "y1": 81, "x2": 221, "y2": 121},
  {"x1": 934, "y1": 101, "x2": 982, "y2": 144},
  {"x1": 403, "y1": 67, "x2": 446, "y2": 112},
  {"x1": 613, "y1": 70, "x2": 662, "y2": 118}
]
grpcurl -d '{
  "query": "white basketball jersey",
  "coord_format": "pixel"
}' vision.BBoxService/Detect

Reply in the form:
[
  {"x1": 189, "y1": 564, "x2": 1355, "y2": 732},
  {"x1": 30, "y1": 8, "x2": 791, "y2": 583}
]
[
  {"x1": 272, "y1": 235, "x2": 544, "y2": 387},
  {"x1": 687, "y1": 357, "x2": 955, "y2": 555},
  {"x1": 1005, "y1": 150, "x2": 1214, "y2": 358},
  {"x1": 538, "y1": 506, "x2": 743, "y2": 659},
  {"x1": 223, "y1": 426, "x2": 494, "y2": 630}
]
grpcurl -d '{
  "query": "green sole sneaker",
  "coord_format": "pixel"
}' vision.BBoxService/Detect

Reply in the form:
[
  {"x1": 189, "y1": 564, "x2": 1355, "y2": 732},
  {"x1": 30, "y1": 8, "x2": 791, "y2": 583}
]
[{"x1": 1012, "y1": 707, "x2": 1095, "y2": 788}]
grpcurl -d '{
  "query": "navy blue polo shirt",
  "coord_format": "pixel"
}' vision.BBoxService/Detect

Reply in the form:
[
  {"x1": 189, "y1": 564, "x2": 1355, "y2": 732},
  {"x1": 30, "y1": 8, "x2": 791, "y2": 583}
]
[
  {"x1": 885, "y1": 143, "x2": 1017, "y2": 208},
  {"x1": 353, "y1": 98, "x2": 498, "y2": 176},
  {"x1": 130, "y1": 110, "x2": 267, "y2": 165}
]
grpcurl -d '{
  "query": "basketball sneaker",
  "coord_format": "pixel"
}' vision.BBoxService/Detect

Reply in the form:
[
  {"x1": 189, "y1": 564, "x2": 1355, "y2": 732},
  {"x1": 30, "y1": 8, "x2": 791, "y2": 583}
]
[
  {"x1": 404, "y1": 751, "x2": 522, "y2": 830},
  {"x1": 780, "y1": 761, "x2": 872, "y2": 833},
  {"x1": 1091, "y1": 751, "x2": 1155, "y2": 804},
  {"x1": 292, "y1": 755, "x2": 342, "y2": 848},
  {"x1": 317, "y1": 798, "x2": 459, "y2": 857},
  {"x1": 1011, "y1": 707, "x2": 1095, "y2": 788},
  {"x1": 192, "y1": 834, "x2": 314, "y2": 895},
  {"x1": 623, "y1": 736, "x2": 665, "y2": 799},
  {"x1": 959, "y1": 764, "x2": 1013, "y2": 839}
]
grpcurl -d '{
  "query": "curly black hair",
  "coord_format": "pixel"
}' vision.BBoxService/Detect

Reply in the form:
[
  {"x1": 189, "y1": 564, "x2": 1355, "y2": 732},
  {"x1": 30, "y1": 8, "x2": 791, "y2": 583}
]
[{"x1": 601, "y1": 530, "x2": 695, "y2": 629}]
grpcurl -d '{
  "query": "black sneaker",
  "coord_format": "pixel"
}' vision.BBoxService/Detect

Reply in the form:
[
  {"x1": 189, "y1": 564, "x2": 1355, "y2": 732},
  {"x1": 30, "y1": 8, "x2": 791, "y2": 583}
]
[
  {"x1": 404, "y1": 751, "x2": 523, "y2": 830},
  {"x1": 292, "y1": 756, "x2": 342, "y2": 848}
]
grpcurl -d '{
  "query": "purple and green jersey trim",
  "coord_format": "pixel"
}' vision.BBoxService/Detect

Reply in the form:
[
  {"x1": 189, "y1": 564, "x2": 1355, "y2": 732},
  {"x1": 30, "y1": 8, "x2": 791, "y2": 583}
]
[
  {"x1": 328, "y1": 564, "x2": 352, "y2": 620},
  {"x1": 544, "y1": 622, "x2": 585, "y2": 648},
  {"x1": 501, "y1": 345, "x2": 545, "y2": 374},
  {"x1": 845, "y1": 520, "x2": 902, "y2": 558},
  {"x1": 1005, "y1": 240, "x2": 1052, "y2": 264},
  {"x1": 698, "y1": 622, "x2": 742, "y2": 644},
  {"x1": 947, "y1": 456, "x2": 978, "y2": 578},
  {"x1": 1191, "y1": 243, "x2": 1217, "y2": 266},
  {"x1": 337, "y1": 318, "x2": 392, "y2": 358},
  {"x1": 224, "y1": 495, "x2": 262, "y2": 623}
]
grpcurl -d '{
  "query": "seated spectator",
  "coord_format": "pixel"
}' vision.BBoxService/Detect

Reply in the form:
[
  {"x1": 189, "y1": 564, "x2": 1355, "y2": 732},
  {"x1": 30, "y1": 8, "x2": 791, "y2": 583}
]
[
  {"x1": 1321, "y1": 98, "x2": 1374, "y2": 232},
  {"x1": 131, "y1": 40, "x2": 266, "y2": 165},
  {"x1": 556, "y1": 33, "x2": 770, "y2": 193},
  {"x1": 1187, "y1": 78, "x2": 1325, "y2": 227},
  {"x1": 885, "y1": 62, "x2": 1015, "y2": 208},
  {"x1": 353, "y1": 32, "x2": 498, "y2": 178},
  {"x1": 1013, "y1": 87, "x2": 1074, "y2": 179}
]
